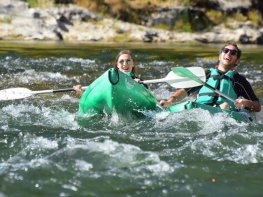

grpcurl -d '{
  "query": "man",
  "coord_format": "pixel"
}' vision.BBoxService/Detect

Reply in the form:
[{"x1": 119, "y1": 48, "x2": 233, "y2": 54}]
[{"x1": 160, "y1": 41, "x2": 261, "y2": 112}]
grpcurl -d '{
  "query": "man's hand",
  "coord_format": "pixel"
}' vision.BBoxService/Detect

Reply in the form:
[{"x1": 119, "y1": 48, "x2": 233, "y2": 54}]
[
  {"x1": 220, "y1": 102, "x2": 230, "y2": 109},
  {"x1": 160, "y1": 99, "x2": 173, "y2": 108},
  {"x1": 234, "y1": 98, "x2": 261, "y2": 112}
]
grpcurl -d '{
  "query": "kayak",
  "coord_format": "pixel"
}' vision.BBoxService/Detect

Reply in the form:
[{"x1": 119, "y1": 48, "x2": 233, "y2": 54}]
[
  {"x1": 76, "y1": 68, "x2": 252, "y2": 124},
  {"x1": 168, "y1": 100, "x2": 253, "y2": 122},
  {"x1": 78, "y1": 68, "x2": 159, "y2": 120}
]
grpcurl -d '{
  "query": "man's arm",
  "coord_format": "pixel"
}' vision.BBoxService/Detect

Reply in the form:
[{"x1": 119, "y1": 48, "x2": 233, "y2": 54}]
[
  {"x1": 159, "y1": 68, "x2": 209, "y2": 108},
  {"x1": 234, "y1": 74, "x2": 261, "y2": 112},
  {"x1": 235, "y1": 99, "x2": 261, "y2": 112},
  {"x1": 159, "y1": 89, "x2": 188, "y2": 107}
]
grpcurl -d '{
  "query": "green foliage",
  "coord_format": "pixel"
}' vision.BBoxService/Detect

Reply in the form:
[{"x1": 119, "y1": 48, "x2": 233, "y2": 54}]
[
  {"x1": 248, "y1": 10, "x2": 262, "y2": 25},
  {"x1": 111, "y1": 33, "x2": 139, "y2": 42},
  {"x1": 232, "y1": 11, "x2": 247, "y2": 22},
  {"x1": 206, "y1": 10, "x2": 224, "y2": 25},
  {"x1": 175, "y1": 10, "x2": 192, "y2": 32},
  {"x1": 23, "y1": 0, "x2": 53, "y2": 7},
  {"x1": 23, "y1": 0, "x2": 38, "y2": 7},
  {"x1": 154, "y1": 23, "x2": 171, "y2": 31},
  {"x1": 0, "y1": 16, "x2": 12, "y2": 23},
  {"x1": 174, "y1": 19, "x2": 192, "y2": 32},
  {"x1": 178, "y1": 0, "x2": 192, "y2": 6},
  {"x1": 178, "y1": 0, "x2": 200, "y2": 6}
]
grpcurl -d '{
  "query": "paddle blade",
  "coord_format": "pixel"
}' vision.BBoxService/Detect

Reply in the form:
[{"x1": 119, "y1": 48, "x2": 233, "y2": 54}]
[
  {"x1": 170, "y1": 67, "x2": 206, "y2": 88},
  {"x1": 0, "y1": 88, "x2": 33, "y2": 101}
]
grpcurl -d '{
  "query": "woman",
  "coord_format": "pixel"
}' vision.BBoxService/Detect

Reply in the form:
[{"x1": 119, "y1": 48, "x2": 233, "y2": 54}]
[{"x1": 74, "y1": 50, "x2": 147, "y2": 95}]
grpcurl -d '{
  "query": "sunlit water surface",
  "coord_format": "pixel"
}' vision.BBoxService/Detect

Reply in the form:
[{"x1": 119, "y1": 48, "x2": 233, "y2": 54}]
[{"x1": 0, "y1": 42, "x2": 263, "y2": 197}]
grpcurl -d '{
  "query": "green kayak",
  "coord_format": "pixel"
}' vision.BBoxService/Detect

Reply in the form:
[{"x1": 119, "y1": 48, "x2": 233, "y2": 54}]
[
  {"x1": 78, "y1": 68, "x2": 159, "y2": 119},
  {"x1": 77, "y1": 68, "x2": 252, "y2": 124},
  {"x1": 168, "y1": 100, "x2": 253, "y2": 122}
]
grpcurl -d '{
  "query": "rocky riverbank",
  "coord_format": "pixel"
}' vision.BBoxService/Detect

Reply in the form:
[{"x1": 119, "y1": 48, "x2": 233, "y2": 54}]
[{"x1": 1, "y1": 0, "x2": 263, "y2": 44}]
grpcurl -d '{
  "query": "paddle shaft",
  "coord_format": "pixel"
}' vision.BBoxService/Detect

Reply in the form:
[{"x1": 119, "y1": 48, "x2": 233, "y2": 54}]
[
  {"x1": 32, "y1": 88, "x2": 73, "y2": 94},
  {"x1": 32, "y1": 86, "x2": 88, "y2": 95},
  {"x1": 0, "y1": 86, "x2": 89, "y2": 101},
  {"x1": 198, "y1": 81, "x2": 235, "y2": 103},
  {"x1": 143, "y1": 78, "x2": 167, "y2": 84},
  {"x1": 30, "y1": 84, "x2": 237, "y2": 104},
  {"x1": 143, "y1": 77, "x2": 199, "y2": 84},
  {"x1": 172, "y1": 67, "x2": 235, "y2": 103},
  {"x1": 204, "y1": 81, "x2": 263, "y2": 121}
]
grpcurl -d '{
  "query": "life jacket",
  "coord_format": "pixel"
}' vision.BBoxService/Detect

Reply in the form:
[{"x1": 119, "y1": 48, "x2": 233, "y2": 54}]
[
  {"x1": 124, "y1": 71, "x2": 148, "y2": 89},
  {"x1": 195, "y1": 68, "x2": 238, "y2": 110},
  {"x1": 124, "y1": 71, "x2": 135, "y2": 78}
]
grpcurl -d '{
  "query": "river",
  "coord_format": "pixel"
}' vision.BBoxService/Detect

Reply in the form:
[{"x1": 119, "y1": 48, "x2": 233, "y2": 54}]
[{"x1": 0, "y1": 41, "x2": 263, "y2": 197}]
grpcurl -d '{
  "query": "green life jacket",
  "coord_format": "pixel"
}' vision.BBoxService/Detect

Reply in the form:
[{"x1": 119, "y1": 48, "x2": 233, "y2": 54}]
[
  {"x1": 195, "y1": 68, "x2": 238, "y2": 110},
  {"x1": 124, "y1": 71, "x2": 135, "y2": 78},
  {"x1": 125, "y1": 71, "x2": 148, "y2": 89}
]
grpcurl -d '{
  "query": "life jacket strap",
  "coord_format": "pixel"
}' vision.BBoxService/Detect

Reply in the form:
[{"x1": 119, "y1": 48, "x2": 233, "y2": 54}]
[
  {"x1": 198, "y1": 93, "x2": 217, "y2": 97},
  {"x1": 212, "y1": 74, "x2": 233, "y2": 81}
]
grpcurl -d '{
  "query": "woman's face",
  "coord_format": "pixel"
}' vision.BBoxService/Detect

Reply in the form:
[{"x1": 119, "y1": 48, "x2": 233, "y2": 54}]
[{"x1": 116, "y1": 54, "x2": 134, "y2": 72}]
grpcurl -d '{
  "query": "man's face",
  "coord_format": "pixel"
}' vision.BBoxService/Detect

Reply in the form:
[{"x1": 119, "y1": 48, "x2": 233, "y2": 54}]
[{"x1": 219, "y1": 45, "x2": 239, "y2": 69}]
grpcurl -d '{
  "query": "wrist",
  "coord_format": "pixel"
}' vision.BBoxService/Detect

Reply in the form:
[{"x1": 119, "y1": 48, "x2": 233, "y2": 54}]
[
  {"x1": 168, "y1": 96, "x2": 176, "y2": 103},
  {"x1": 242, "y1": 100, "x2": 254, "y2": 111}
]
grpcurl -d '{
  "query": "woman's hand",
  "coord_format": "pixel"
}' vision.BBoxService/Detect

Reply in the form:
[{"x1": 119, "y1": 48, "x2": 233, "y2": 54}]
[{"x1": 73, "y1": 84, "x2": 83, "y2": 95}]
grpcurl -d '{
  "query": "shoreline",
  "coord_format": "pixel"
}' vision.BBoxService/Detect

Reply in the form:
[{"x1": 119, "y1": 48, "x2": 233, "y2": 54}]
[
  {"x1": 1, "y1": 40, "x2": 263, "y2": 49},
  {"x1": 1, "y1": 1, "x2": 263, "y2": 45}
]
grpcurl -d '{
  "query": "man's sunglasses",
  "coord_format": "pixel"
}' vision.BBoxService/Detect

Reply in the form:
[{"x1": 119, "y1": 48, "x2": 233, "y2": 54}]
[
  {"x1": 221, "y1": 48, "x2": 238, "y2": 56},
  {"x1": 119, "y1": 59, "x2": 132, "y2": 65}
]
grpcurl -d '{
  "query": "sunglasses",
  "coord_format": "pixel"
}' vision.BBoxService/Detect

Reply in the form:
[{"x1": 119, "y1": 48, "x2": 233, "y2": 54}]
[
  {"x1": 221, "y1": 48, "x2": 238, "y2": 56},
  {"x1": 119, "y1": 59, "x2": 132, "y2": 65}
]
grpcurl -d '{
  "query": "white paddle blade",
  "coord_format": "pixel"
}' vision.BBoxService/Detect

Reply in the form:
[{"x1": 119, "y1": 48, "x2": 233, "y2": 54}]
[
  {"x1": 143, "y1": 67, "x2": 206, "y2": 88},
  {"x1": 0, "y1": 88, "x2": 33, "y2": 101},
  {"x1": 169, "y1": 67, "x2": 206, "y2": 88}
]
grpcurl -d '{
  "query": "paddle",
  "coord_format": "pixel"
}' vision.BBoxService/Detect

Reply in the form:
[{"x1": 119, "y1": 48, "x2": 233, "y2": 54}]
[
  {"x1": 0, "y1": 67, "x2": 205, "y2": 101},
  {"x1": 144, "y1": 66, "x2": 206, "y2": 88},
  {"x1": 0, "y1": 86, "x2": 88, "y2": 101},
  {"x1": 172, "y1": 67, "x2": 235, "y2": 102},
  {"x1": 172, "y1": 67, "x2": 263, "y2": 122}
]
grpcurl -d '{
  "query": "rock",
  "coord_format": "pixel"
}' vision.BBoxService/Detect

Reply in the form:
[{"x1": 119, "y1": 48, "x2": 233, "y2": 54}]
[
  {"x1": 239, "y1": 34, "x2": 251, "y2": 44},
  {"x1": 217, "y1": 0, "x2": 251, "y2": 10},
  {"x1": 0, "y1": 0, "x2": 28, "y2": 16},
  {"x1": 143, "y1": 7, "x2": 213, "y2": 32},
  {"x1": 256, "y1": 33, "x2": 263, "y2": 45},
  {"x1": 142, "y1": 31, "x2": 158, "y2": 42}
]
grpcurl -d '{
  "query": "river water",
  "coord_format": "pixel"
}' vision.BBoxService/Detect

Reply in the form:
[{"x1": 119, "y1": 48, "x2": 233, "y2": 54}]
[{"x1": 0, "y1": 42, "x2": 263, "y2": 197}]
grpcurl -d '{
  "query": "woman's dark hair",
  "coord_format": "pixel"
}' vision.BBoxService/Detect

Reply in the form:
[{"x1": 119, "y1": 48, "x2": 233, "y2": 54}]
[{"x1": 113, "y1": 50, "x2": 136, "y2": 73}]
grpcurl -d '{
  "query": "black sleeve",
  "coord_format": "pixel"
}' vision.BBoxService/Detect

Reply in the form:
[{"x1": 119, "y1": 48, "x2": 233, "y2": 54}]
[
  {"x1": 233, "y1": 74, "x2": 259, "y2": 101},
  {"x1": 185, "y1": 69, "x2": 210, "y2": 96}
]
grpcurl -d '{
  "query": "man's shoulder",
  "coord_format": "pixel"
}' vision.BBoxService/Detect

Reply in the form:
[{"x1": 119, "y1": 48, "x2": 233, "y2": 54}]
[
  {"x1": 233, "y1": 72, "x2": 246, "y2": 79},
  {"x1": 233, "y1": 72, "x2": 251, "y2": 85}
]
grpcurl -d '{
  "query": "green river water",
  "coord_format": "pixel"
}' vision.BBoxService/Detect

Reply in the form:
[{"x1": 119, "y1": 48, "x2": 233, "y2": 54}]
[{"x1": 0, "y1": 42, "x2": 263, "y2": 197}]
